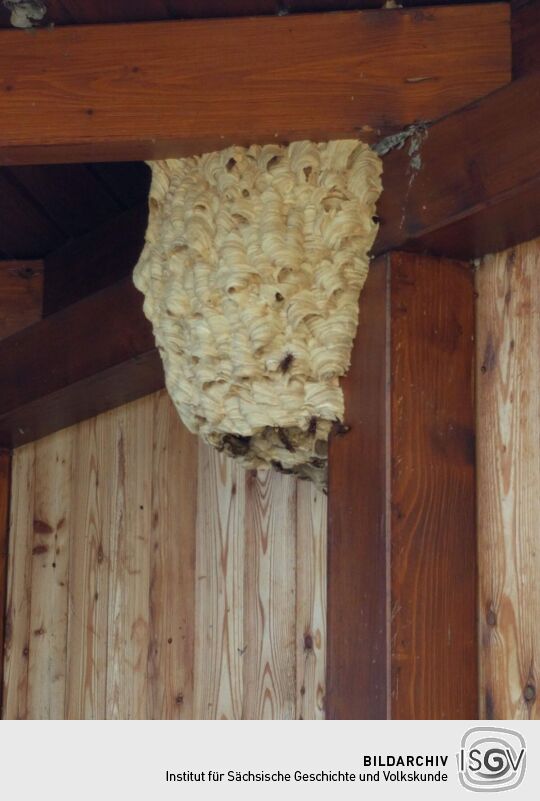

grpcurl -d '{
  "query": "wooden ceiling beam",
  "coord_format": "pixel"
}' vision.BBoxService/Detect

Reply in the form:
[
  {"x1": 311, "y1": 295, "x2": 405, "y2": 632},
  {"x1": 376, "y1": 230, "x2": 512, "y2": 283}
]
[
  {"x1": 375, "y1": 70, "x2": 540, "y2": 260},
  {"x1": 0, "y1": 6, "x2": 510, "y2": 165}
]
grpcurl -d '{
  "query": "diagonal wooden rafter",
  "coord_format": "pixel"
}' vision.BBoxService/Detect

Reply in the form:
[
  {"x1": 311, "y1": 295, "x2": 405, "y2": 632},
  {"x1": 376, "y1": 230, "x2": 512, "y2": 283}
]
[
  {"x1": 0, "y1": 6, "x2": 509, "y2": 164},
  {"x1": 0, "y1": 278, "x2": 163, "y2": 448},
  {"x1": 375, "y1": 70, "x2": 540, "y2": 260}
]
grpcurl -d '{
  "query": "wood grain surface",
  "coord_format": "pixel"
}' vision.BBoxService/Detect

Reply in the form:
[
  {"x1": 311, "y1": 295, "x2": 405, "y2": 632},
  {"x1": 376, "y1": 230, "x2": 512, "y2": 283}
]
[
  {"x1": 0, "y1": 278, "x2": 164, "y2": 449},
  {"x1": 0, "y1": 450, "x2": 10, "y2": 718},
  {"x1": 3, "y1": 391, "x2": 325, "y2": 719},
  {"x1": 243, "y1": 469, "x2": 297, "y2": 719},
  {"x1": 194, "y1": 443, "x2": 247, "y2": 720},
  {"x1": 2, "y1": 441, "x2": 35, "y2": 719},
  {"x1": 327, "y1": 257, "x2": 390, "y2": 719},
  {"x1": 327, "y1": 252, "x2": 477, "y2": 719},
  {"x1": 296, "y1": 481, "x2": 326, "y2": 720},
  {"x1": 194, "y1": 445, "x2": 326, "y2": 719},
  {"x1": 26, "y1": 429, "x2": 73, "y2": 719},
  {"x1": 65, "y1": 416, "x2": 113, "y2": 719},
  {"x1": 477, "y1": 239, "x2": 540, "y2": 720},
  {"x1": 389, "y1": 252, "x2": 476, "y2": 719},
  {"x1": 377, "y1": 71, "x2": 540, "y2": 260},
  {"x1": 0, "y1": 6, "x2": 510, "y2": 164}
]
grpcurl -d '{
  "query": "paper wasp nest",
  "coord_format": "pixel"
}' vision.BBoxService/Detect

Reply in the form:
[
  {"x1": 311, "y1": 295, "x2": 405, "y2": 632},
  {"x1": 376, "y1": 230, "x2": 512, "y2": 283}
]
[{"x1": 133, "y1": 140, "x2": 382, "y2": 488}]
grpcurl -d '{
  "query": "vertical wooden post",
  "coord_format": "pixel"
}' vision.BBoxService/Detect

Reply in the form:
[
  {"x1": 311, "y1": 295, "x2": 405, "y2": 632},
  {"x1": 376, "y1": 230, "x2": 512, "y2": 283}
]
[
  {"x1": 326, "y1": 257, "x2": 390, "y2": 720},
  {"x1": 0, "y1": 448, "x2": 11, "y2": 719},
  {"x1": 477, "y1": 239, "x2": 540, "y2": 720},
  {"x1": 327, "y1": 251, "x2": 477, "y2": 719}
]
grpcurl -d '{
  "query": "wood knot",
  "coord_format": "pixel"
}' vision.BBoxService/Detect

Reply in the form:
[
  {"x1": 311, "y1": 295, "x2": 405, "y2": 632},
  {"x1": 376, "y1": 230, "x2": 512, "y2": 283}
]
[
  {"x1": 523, "y1": 684, "x2": 536, "y2": 703},
  {"x1": 33, "y1": 519, "x2": 53, "y2": 534},
  {"x1": 17, "y1": 266, "x2": 37, "y2": 280},
  {"x1": 486, "y1": 607, "x2": 497, "y2": 627},
  {"x1": 480, "y1": 335, "x2": 497, "y2": 374}
]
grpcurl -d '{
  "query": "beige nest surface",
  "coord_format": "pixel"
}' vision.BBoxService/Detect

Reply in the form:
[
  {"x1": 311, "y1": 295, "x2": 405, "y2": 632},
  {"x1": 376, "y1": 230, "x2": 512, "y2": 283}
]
[{"x1": 134, "y1": 139, "x2": 382, "y2": 487}]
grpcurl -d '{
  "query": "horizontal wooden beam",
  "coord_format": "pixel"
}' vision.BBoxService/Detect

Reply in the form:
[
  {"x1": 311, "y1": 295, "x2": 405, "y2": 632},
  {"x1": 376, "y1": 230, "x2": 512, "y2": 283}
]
[
  {"x1": 376, "y1": 70, "x2": 540, "y2": 260},
  {"x1": 0, "y1": 279, "x2": 163, "y2": 448},
  {"x1": 0, "y1": 6, "x2": 510, "y2": 164}
]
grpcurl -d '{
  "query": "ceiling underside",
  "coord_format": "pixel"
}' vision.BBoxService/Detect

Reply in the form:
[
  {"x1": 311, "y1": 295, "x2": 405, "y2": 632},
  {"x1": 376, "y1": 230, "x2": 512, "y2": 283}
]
[
  {"x1": 0, "y1": 0, "x2": 506, "y2": 260},
  {"x1": 0, "y1": 0, "x2": 494, "y2": 28},
  {"x1": 0, "y1": 162, "x2": 150, "y2": 260}
]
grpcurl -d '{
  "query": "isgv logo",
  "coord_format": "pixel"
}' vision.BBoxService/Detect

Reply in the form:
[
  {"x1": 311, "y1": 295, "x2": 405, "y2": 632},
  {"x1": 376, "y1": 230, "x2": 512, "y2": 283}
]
[{"x1": 457, "y1": 727, "x2": 526, "y2": 792}]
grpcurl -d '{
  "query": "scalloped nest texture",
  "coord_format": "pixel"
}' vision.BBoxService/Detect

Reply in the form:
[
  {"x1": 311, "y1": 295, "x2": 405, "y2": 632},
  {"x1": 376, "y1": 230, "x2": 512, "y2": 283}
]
[{"x1": 133, "y1": 140, "x2": 382, "y2": 488}]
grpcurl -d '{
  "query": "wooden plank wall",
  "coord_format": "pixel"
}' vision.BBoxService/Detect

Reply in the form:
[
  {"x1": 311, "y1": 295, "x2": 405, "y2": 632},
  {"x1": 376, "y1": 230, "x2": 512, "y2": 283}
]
[
  {"x1": 2, "y1": 391, "x2": 326, "y2": 719},
  {"x1": 477, "y1": 236, "x2": 540, "y2": 720},
  {"x1": 0, "y1": 450, "x2": 10, "y2": 718}
]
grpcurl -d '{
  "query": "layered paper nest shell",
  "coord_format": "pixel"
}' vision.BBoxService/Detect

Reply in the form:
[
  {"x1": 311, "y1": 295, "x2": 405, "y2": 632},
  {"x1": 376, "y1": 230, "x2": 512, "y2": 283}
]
[{"x1": 134, "y1": 140, "x2": 382, "y2": 488}]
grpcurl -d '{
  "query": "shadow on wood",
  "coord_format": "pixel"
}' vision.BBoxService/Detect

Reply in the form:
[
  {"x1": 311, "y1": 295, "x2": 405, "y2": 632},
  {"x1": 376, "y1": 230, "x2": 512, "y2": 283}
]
[{"x1": 327, "y1": 252, "x2": 477, "y2": 719}]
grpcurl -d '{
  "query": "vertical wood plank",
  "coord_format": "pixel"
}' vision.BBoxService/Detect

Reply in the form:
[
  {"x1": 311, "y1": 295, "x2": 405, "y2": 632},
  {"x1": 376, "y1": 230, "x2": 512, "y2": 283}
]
[
  {"x1": 477, "y1": 239, "x2": 540, "y2": 719},
  {"x1": 105, "y1": 396, "x2": 153, "y2": 719},
  {"x1": 26, "y1": 429, "x2": 72, "y2": 719},
  {"x1": 3, "y1": 443, "x2": 35, "y2": 719},
  {"x1": 0, "y1": 449, "x2": 11, "y2": 718},
  {"x1": 296, "y1": 481, "x2": 326, "y2": 720},
  {"x1": 327, "y1": 257, "x2": 390, "y2": 719},
  {"x1": 243, "y1": 470, "x2": 297, "y2": 720},
  {"x1": 327, "y1": 252, "x2": 476, "y2": 719},
  {"x1": 390, "y1": 252, "x2": 477, "y2": 720},
  {"x1": 65, "y1": 417, "x2": 111, "y2": 719},
  {"x1": 193, "y1": 444, "x2": 246, "y2": 720},
  {"x1": 5, "y1": 391, "x2": 326, "y2": 719},
  {"x1": 148, "y1": 392, "x2": 197, "y2": 719}
]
